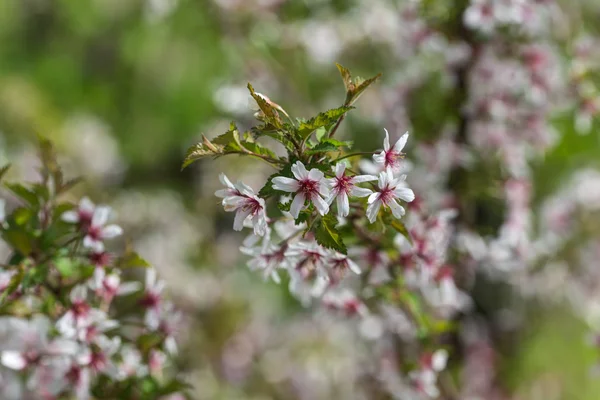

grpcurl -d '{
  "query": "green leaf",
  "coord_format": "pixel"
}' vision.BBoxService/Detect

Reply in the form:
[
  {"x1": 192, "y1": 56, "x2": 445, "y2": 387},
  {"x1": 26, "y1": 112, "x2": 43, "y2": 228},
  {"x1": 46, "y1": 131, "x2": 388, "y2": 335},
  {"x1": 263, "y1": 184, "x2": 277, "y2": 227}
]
[
  {"x1": 306, "y1": 139, "x2": 353, "y2": 155},
  {"x1": 0, "y1": 164, "x2": 10, "y2": 182},
  {"x1": 54, "y1": 257, "x2": 76, "y2": 277},
  {"x1": 336, "y1": 63, "x2": 381, "y2": 106},
  {"x1": 181, "y1": 136, "x2": 222, "y2": 170},
  {"x1": 247, "y1": 83, "x2": 284, "y2": 129},
  {"x1": 298, "y1": 106, "x2": 353, "y2": 139},
  {"x1": 5, "y1": 183, "x2": 39, "y2": 206},
  {"x1": 314, "y1": 213, "x2": 347, "y2": 254},
  {"x1": 118, "y1": 251, "x2": 151, "y2": 269},
  {"x1": 2, "y1": 229, "x2": 34, "y2": 255}
]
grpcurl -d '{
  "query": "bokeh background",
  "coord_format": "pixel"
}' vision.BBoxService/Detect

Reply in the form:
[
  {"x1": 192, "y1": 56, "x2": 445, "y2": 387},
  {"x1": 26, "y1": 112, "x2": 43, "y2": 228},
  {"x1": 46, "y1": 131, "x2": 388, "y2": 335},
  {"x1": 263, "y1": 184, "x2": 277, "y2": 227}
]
[{"x1": 1, "y1": 0, "x2": 600, "y2": 399}]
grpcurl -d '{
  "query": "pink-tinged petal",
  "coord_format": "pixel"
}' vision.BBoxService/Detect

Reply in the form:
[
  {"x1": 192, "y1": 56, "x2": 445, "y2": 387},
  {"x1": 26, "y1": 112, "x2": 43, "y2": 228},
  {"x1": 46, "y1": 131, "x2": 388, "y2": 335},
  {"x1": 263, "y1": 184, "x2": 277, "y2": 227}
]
[
  {"x1": 334, "y1": 162, "x2": 346, "y2": 178},
  {"x1": 377, "y1": 171, "x2": 388, "y2": 189},
  {"x1": 218, "y1": 173, "x2": 235, "y2": 189},
  {"x1": 61, "y1": 210, "x2": 80, "y2": 223},
  {"x1": 222, "y1": 196, "x2": 246, "y2": 210},
  {"x1": 366, "y1": 200, "x2": 381, "y2": 223},
  {"x1": 80, "y1": 197, "x2": 95, "y2": 214},
  {"x1": 387, "y1": 199, "x2": 406, "y2": 219},
  {"x1": 367, "y1": 192, "x2": 380, "y2": 204},
  {"x1": 350, "y1": 186, "x2": 372, "y2": 198},
  {"x1": 307, "y1": 168, "x2": 325, "y2": 182},
  {"x1": 146, "y1": 268, "x2": 157, "y2": 288},
  {"x1": 393, "y1": 187, "x2": 415, "y2": 203},
  {"x1": 336, "y1": 192, "x2": 350, "y2": 218},
  {"x1": 233, "y1": 208, "x2": 252, "y2": 231},
  {"x1": 317, "y1": 181, "x2": 330, "y2": 198},
  {"x1": 236, "y1": 181, "x2": 256, "y2": 197},
  {"x1": 102, "y1": 225, "x2": 123, "y2": 239},
  {"x1": 117, "y1": 282, "x2": 142, "y2": 295},
  {"x1": 432, "y1": 349, "x2": 448, "y2": 371},
  {"x1": 215, "y1": 189, "x2": 233, "y2": 198},
  {"x1": 70, "y1": 285, "x2": 88, "y2": 302},
  {"x1": 1, "y1": 351, "x2": 26, "y2": 370},
  {"x1": 347, "y1": 257, "x2": 361, "y2": 274},
  {"x1": 383, "y1": 128, "x2": 391, "y2": 151},
  {"x1": 291, "y1": 161, "x2": 309, "y2": 180},
  {"x1": 393, "y1": 131, "x2": 409, "y2": 153},
  {"x1": 92, "y1": 206, "x2": 111, "y2": 227},
  {"x1": 289, "y1": 193, "x2": 306, "y2": 219},
  {"x1": 312, "y1": 194, "x2": 330, "y2": 216},
  {"x1": 373, "y1": 151, "x2": 386, "y2": 165},
  {"x1": 351, "y1": 174, "x2": 378, "y2": 183},
  {"x1": 325, "y1": 187, "x2": 338, "y2": 205},
  {"x1": 272, "y1": 177, "x2": 299, "y2": 193}
]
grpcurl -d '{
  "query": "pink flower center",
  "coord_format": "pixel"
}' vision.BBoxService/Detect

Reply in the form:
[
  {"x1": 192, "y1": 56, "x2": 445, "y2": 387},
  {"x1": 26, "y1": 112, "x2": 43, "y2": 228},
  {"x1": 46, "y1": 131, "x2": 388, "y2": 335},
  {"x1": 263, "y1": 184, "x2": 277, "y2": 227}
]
[
  {"x1": 241, "y1": 197, "x2": 263, "y2": 216},
  {"x1": 298, "y1": 178, "x2": 319, "y2": 197},
  {"x1": 90, "y1": 351, "x2": 107, "y2": 372},
  {"x1": 87, "y1": 225, "x2": 102, "y2": 241},
  {"x1": 89, "y1": 251, "x2": 112, "y2": 267},
  {"x1": 140, "y1": 291, "x2": 161, "y2": 309},
  {"x1": 378, "y1": 185, "x2": 394, "y2": 205},
  {"x1": 333, "y1": 174, "x2": 353, "y2": 194},
  {"x1": 72, "y1": 300, "x2": 91, "y2": 318}
]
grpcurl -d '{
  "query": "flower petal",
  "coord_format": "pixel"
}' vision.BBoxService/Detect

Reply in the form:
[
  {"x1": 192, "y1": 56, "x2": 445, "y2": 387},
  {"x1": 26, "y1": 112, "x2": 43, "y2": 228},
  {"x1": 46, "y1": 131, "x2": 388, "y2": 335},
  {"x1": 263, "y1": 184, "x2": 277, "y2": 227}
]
[
  {"x1": 289, "y1": 193, "x2": 306, "y2": 219},
  {"x1": 334, "y1": 162, "x2": 346, "y2": 178},
  {"x1": 336, "y1": 192, "x2": 350, "y2": 218},
  {"x1": 92, "y1": 206, "x2": 111, "y2": 227},
  {"x1": 387, "y1": 199, "x2": 406, "y2": 219},
  {"x1": 102, "y1": 225, "x2": 123, "y2": 239},
  {"x1": 307, "y1": 168, "x2": 325, "y2": 182},
  {"x1": 291, "y1": 161, "x2": 309, "y2": 180},
  {"x1": 312, "y1": 194, "x2": 330, "y2": 216},
  {"x1": 350, "y1": 186, "x2": 373, "y2": 198},
  {"x1": 233, "y1": 208, "x2": 252, "y2": 231},
  {"x1": 366, "y1": 200, "x2": 381, "y2": 223},
  {"x1": 272, "y1": 177, "x2": 299, "y2": 193},
  {"x1": 61, "y1": 211, "x2": 80, "y2": 223},
  {"x1": 393, "y1": 131, "x2": 409, "y2": 153},
  {"x1": 383, "y1": 128, "x2": 390, "y2": 151},
  {"x1": 351, "y1": 174, "x2": 378, "y2": 183},
  {"x1": 393, "y1": 187, "x2": 415, "y2": 203}
]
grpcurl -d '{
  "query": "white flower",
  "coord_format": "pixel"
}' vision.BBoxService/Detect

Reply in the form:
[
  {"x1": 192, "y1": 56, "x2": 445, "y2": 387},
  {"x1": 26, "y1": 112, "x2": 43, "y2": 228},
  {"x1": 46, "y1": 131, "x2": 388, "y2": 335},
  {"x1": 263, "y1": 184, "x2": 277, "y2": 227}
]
[
  {"x1": 366, "y1": 169, "x2": 415, "y2": 223},
  {"x1": 373, "y1": 129, "x2": 408, "y2": 172},
  {"x1": 463, "y1": 0, "x2": 496, "y2": 34},
  {"x1": 57, "y1": 286, "x2": 92, "y2": 338},
  {"x1": 62, "y1": 197, "x2": 95, "y2": 225},
  {"x1": 272, "y1": 161, "x2": 330, "y2": 218},
  {"x1": 326, "y1": 163, "x2": 376, "y2": 217},
  {"x1": 140, "y1": 269, "x2": 165, "y2": 330},
  {"x1": 73, "y1": 204, "x2": 123, "y2": 252},
  {"x1": 215, "y1": 173, "x2": 268, "y2": 236}
]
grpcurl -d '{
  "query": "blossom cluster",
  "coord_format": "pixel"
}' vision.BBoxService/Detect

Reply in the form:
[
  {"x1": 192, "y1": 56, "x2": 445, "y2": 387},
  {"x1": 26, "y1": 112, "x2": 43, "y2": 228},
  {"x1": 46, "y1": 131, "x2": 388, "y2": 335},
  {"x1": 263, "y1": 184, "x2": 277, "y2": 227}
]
[{"x1": 0, "y1": 154, "x2": 184, "y2": 400}]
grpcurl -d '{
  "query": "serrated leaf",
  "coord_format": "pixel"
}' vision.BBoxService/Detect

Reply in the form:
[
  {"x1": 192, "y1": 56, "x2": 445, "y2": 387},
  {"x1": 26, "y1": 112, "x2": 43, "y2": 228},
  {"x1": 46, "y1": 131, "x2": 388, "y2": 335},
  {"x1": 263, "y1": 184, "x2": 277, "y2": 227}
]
[
  {"x1": 181, "y1": 138, "x2": 221, "y2": 170},
  {"x1": 336, "y1": 63, "x2": 381, "y2": 106},
  {"x1": 350, "y1": 73, "x2": 382, "y2": 105},
  {"x1": 5, "y1": 183, "x2": 39, "y2": 206},
  {"x1": 314, "y1": 214, "x2": 347, "y2": 254},
  {"x1": 306, "y1": 139, "x2": 353, "y2": 155},
  {"x1": 248, "y1": 83, "x2": 284, "y2": 129},
  {"x1": 336, "y1": 63, "x2": 353, "y2": 93},
  {"x1": 298, "y1": 106, "x2": 353, "y2": 139}
]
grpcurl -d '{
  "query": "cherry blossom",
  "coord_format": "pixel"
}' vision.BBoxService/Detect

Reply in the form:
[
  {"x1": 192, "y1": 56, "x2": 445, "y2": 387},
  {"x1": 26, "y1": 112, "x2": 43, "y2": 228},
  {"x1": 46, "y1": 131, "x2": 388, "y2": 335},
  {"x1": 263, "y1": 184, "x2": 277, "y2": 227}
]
[
  {"x1": 215, "y1": 173, "x2": 268, "y2": 236},
  {"x1": 326, "y1": 162, "x2": 376, "y2": 217},
  {"x1": 373, "y1": 129, "x2": 408, "y2": 173},
  {"x1": 272, "y1": 161, "x2": 330, "y2": 218},
  {"x1": 366, "y1": 169, "x2": 415, "y2": 223}
]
